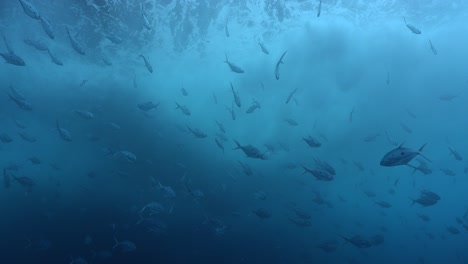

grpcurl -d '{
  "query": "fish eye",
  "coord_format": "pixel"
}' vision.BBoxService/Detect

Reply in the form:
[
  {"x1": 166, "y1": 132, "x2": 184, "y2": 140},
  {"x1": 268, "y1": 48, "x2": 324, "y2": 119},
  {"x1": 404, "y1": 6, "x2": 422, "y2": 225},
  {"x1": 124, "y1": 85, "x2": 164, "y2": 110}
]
[{"x1": 400, "y1": 152, "x2": 405, "y2": 155}]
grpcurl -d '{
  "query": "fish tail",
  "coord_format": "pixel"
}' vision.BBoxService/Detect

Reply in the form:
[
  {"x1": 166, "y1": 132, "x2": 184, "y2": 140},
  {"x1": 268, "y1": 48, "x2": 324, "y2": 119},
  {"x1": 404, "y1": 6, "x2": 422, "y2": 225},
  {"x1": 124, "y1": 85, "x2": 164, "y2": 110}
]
[
  {"x1": 418, "y1": 144, "x2": 431, "y2": 162},
  {"x1": 175, "y1": 102, "x2": 180, "y2": 109},
  {"x1": 409, "y1": 197, "x2": 416, "y2": 206},
  {"x1": 224, "y1": 53, "x2": 228, "y2": 63}
]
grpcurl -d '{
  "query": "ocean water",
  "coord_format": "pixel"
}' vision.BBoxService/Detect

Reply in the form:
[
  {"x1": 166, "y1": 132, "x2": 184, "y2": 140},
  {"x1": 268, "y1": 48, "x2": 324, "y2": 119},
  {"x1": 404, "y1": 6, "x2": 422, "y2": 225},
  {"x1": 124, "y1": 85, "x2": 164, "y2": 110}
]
[{"x1": 1, "y1": 0, "x2": 468, "y2": 263}]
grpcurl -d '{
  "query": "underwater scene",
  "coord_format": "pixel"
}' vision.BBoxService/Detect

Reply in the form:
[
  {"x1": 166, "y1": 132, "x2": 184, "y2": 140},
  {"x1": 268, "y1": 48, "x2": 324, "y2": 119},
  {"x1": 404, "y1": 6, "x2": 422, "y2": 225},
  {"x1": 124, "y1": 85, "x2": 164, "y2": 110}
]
[{"x1": 1, "y1": 0, "x2": 468, "y2": 263}]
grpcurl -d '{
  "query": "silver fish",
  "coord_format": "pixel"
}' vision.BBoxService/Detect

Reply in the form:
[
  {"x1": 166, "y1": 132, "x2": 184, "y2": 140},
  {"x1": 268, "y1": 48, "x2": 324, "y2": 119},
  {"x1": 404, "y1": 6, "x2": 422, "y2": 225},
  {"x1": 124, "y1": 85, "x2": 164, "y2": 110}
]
[
  {"x1": 380, "y1": 143, "x2": 430, "y2": 167},
  {"x1": 230, "y1": 82, "x2": 241, "y2": 107},
  {"x1": 18, "y1": 0, "x2": 41, "y2": 20},
  {"x1": 275, "y1": 50, "x2": 287, "y2": 80},
  {"x1": 0, "y1": 53, "x2": 25, "y2": 66},
  {"x1": 429, "y1": 40, "x2": 437, "y2": 55},
  {"x1": 139, "y1": 54, "x2": 153, "y2": 73},
  {"x1": 403, "y1": 17, "x2": 421, "y2": 34},
  {"x1": 47, "y1": 49, "x2": 63, "y2": 66},
  {"x1": 40, "y1": 17, "x2": 54, "y2": 39},
  {"x1": 224, "y1": 54, "x2": 244, "y2": 73},
  {"x1": 65, "y1": 26, "x2": 85, "y2": 55}
]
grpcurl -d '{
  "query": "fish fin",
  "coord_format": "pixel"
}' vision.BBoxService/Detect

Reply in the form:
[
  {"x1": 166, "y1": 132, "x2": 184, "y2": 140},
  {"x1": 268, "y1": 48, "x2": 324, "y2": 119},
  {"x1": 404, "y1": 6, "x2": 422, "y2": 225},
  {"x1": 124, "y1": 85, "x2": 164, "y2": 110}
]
[{"x1": 233, "y1": 139, "x2": 241, "y2": 150}]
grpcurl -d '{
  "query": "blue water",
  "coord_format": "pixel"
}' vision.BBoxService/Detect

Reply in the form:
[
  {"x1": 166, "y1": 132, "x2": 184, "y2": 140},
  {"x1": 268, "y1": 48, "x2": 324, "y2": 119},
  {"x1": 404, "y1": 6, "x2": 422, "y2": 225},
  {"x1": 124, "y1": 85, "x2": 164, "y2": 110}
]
[{"x1": 1, "y1": 0, "x2": 468, "y2": 263}]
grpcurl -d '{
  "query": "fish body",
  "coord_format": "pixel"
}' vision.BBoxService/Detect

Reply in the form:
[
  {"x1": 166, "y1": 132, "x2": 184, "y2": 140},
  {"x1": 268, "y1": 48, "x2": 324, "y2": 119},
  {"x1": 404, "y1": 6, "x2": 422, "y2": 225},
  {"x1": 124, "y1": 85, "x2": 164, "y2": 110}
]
[
  {"x1": 214, "y1": 137, "x2": 224, "y2": 153},
  {"x1": 429, "y1": 40, "x2": 437, "y2": 55},
  {"x1": 137, "y1": 102, "x2": 159, "y2": 111},
  {"x1": 300, "y1": 165, "x2": 333, "y2": 181},
  {"x1": 448, "y1": 147, "x2": 462, "y2": 161},
  {"x1": 380, "y1": 143, "x2": 429, "y2": 167},
  {"x1": 233, "y1": 140, "x2": 266, "y2": 160},
  {"x1": 340, "y1": 235, "x2": 372, "y2": 248},
  {"x1": 186, "y1": 126, "x2": 207, "y2": 138},
  {"x1": 40, "y1": 17, "x2": 54, "y2": 39},
  {"x1": 23, "y1": 39, "x2": 48, "y2": 51},
  {"x1": 18, "y1": 0, "x2": 41, "y2": 20},
  {"x1": 258, "y1": 42, "x2": 269, "y2": 54},
  {"x1": 142, "y1": 13, "x2": 152, "y2": 30},
  {"x1": 139, "y1": 55, "x2": 153, "y2": 73},
  {"x1": 317, "y1": 0, "x2": 322, "y2": 17},
  {"x1": 7, "y1": 92, "x2": 31, "y2": 110},
  {"x1": 0, "y1": 53, "x2": 26, "y2": 66},
  {"x1": 224, "y1": 54, "x2": 244, "y2": 73},
  {"x1": 56, "y1": 120, "x2": 72, "y2": 142},
  {"x1": 285, "y1": 88, "x2": 297, "y2": 104},
  {"x1": 303, "y1": 136, "x2": 321, "y2": 147},
  {"x1": 275, "y1": 50, "x2": 287, "y2": 80},
  {"x1": 47, "y1": 49, "x2": 63, "y2": 66},
  {"x1": 403, "y1": 17, "x2": 422, "y2": 34},
  {"x1": 225, "y1": 19, "x2": 230, "y2": 37},
  {"x1": 230, "y1": 82, "x2": 241, "y2": 107},
  {"x1": 114, "y1": 151, "x2": 136, "y2": 162},
  {"x1": 3, "y1": 35, "x2": 15, "y2": 54},
  {"x1": 175, "y1": 102, "x2": 191, "y2": 115},
  {"x1": 74, "y1": 110, "x2": 94, "y2": 119},
  {"x1": 66, "y1": 26, "x2": 85, "y2": 55}
]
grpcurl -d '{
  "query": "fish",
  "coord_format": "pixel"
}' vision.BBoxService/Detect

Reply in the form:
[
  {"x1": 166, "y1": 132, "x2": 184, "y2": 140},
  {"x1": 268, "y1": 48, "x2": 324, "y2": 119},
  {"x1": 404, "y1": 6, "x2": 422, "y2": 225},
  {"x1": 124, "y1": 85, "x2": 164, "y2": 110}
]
[
  {"x1": 106, "y1": 34, "x2": 123, "y2": 44},
  {"x1": 303, "y1": 136, "x2": 321, "y2": 148},
  {"x1": 258, "y1": 41, "x2": 269, "y2": 55},
  {"x1": 186, "y1": 126, "x2": 207, "y2": 138},
  {"x1": 238, "y1": 161, "x2": 253, "y2": 176},
  {"x1": 233, "y1": 140, "x2": 267, "y2": 160},
  {"x1": 300, "y1": 165, "x2": 333, "y2": 181},
  {"x1": 40, "y1": 17, "x2": 54, "y2": 39},
  {"x1": 224, "y1": 54, "x2": 244, "y2": 73},
  {"x1": 56, "y1": 119, "x2": 72, "y2": 142},
  {"x1": 0, "y1": 133, "x2": 13, "y2": 143},
  {"x1": 212, "y1": 92, "x2": 218, "y2": 104},
  {"x1": 139, "y1": 55, "x2": 153, "y2": 73},
  {"x1": 181, "y1": 87, "x2": 188, "y2": 96},
  {"x1": 23, "y1": 39, "x2": 48, "y2": 51},
  {"x1": 448, "y1": 147, "x2": 462, "y2": 161},
  {"x1": 230, "y1": 82, "x2": 241, "y2": 107},
  {"x1": 74, "y1": 110, "x2": 94, "y2": 119},
  {"x1": 285, "y1": 88, "x2": 297, "y2": 104},
  {"x1": 380, "y1": 143, "x2": 430, "y2": 167},
  {"x1": 349, "y1": 107, "x2": 354, "y2": 123},
  {"x1": 317, "y1": 0, "x2": 322, "y2": 17},
  {"x1": 18, "y1": 0, "x2": 41, "y2": 20},
  {"x1": 79, "y1": 80, "x2": 88, "y2": 87},
  {"x1": 7, "y1": 92, "x2": 31, "y2": 110},
  {"x1": 137, "y1": 102, "x2": 159, "y2": 112},
  {"x1": 102, "y1": 57, "x2": 112, "y2": 66},
  {"x1": 2, "y1": 34, "x2": 15, "y2": 54},
  {"x1": 112, "y1": 237, "x2": 136, "y2": 253},
  {"x1": 275, "y1": 50, "x2": 287, "y2": 80},
  {"x1": 0, "y1": 53, "x2": 26, "y2": 66},
  {"x1": 156, "y1": 180, "x2": 176, "y2": 198},
  {"x1": 403, "y1": 17, "x2": 422, "y2": 34},
  {"x1": 226, "y1": 104, "x2": 236, "y2": 120},
  {"x1": 214, "y1": 137, "x2": 224, "y2": 153},
  {"x1": 375, "y1": 201, "x2": 392, "y2": 208},
  {"x1": 246, "y1": 98, "x2": 260, "y2": 114},
  {"x1": 175, "y1": 102, "x2": 191, "y2": 115},
  {"x1": 65, "y1": 26, "x2": 85, "y2": 55},
  {"x1": 340, "y1": 235, "x2": 372, "y2": 249},
  {"x1": 429, "y1": 40, "x2": 437, "y2": 55},
  {"x1": 142, "y1": 12, "x2": 152, "y2": 30},
  {"x1": 400, "y1": 122, "x2": 412, "y2": 134},
  {"x1": 47, "y1": 49, "x2": 63, "y2": 66},
  {"x1": 225, "y1": 19, "x2": 230, "y2": 37},
  {"x1": 215, "y1": 121, "x2": 226, "y2": 133},
  {"x1": 284, "y1": 118, "x2": 298, "y2": 126},
  {"x1": 113, "y1": 150, "x2": 136, "y2": 162},
  {"x1": 18, "y1": 131, "x2": 36, "y2": 142}
]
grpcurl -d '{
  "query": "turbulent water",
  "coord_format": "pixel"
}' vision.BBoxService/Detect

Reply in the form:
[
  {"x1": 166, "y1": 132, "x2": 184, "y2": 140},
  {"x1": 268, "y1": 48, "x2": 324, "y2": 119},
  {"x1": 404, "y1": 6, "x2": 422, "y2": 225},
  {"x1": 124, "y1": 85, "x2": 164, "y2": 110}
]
[{"x1": 1, "y1": 0, "x2": 468, "y2": 263}]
